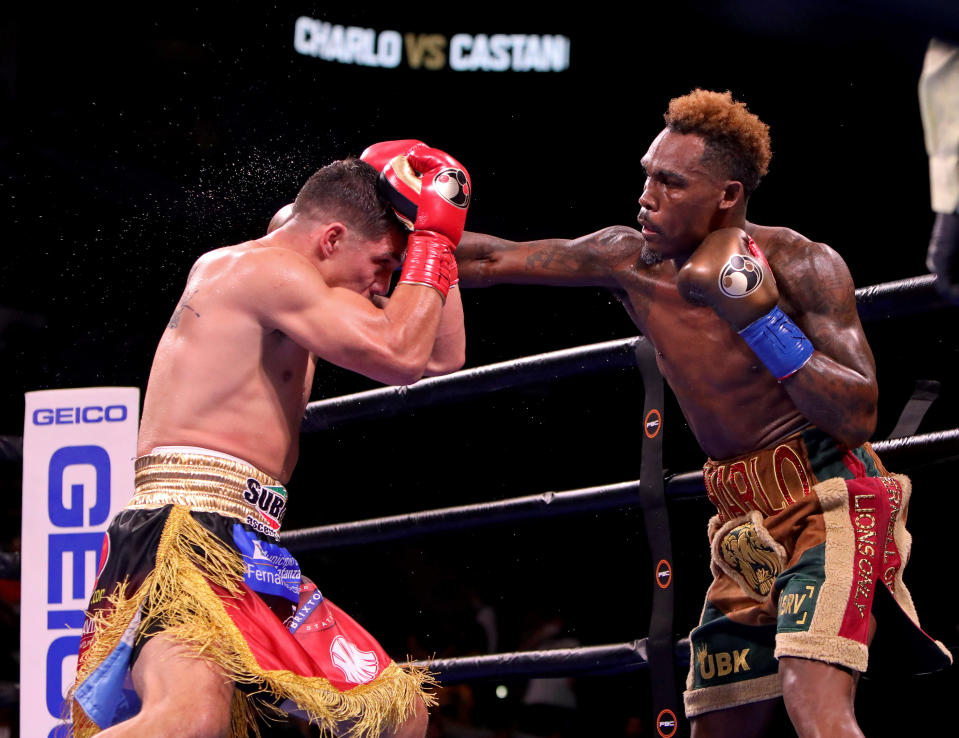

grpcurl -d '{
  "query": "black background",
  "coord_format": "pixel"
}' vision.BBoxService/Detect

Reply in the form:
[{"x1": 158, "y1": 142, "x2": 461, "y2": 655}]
[{"x1": 3, "y1": 4, "x2": 959, "y2": 736}]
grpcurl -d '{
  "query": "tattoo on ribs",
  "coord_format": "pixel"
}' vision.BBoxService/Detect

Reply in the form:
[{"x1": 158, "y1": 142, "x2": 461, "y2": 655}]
[{"x1": 168, "y1": 287, "x2": 200, "y2": 328}]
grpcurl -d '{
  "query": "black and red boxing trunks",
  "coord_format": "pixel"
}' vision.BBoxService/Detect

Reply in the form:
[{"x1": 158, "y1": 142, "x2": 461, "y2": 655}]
[
  {"x1": 684, "y1": 427, "x2": 952, "y2": 717},
  {"x1": 69, "y1": 447, "x2": 431, "y2": 737}
]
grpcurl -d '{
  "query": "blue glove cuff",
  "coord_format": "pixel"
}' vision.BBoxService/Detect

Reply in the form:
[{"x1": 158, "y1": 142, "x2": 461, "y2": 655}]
[{"x1": 738, "y1": 305, "x2": 814, "y2": 381}]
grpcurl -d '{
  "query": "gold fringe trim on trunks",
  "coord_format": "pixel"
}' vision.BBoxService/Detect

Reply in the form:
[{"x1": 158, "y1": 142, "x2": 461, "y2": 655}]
[{"x1": 68, "y1": 506, "x2": 435, "y2": 737}]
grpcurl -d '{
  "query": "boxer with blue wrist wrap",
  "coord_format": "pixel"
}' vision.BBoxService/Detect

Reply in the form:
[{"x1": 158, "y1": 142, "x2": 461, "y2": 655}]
[
  {"x1": 677, "y1": 227, "x2": 814, "y2": 382},
  {"x1": 455, "y1": 89, "x2": 952, "y2": 737}
]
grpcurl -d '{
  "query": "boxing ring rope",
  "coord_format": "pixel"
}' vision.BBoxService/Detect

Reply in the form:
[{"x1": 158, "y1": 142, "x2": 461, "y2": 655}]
[
  {"x1": 302, "y1": 336, "x2": 641, "y2": 432},
  {"x1": 0, "y1": 436, "x2": 21, "y2": 463},
  {"x1": 417, "y1": 638, "x2": 694, "y2": 683}
]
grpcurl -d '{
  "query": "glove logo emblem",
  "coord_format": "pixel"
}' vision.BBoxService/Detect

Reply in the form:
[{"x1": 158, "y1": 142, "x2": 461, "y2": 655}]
[
  {"x1": 432, "y1": 168, "x2": 471, "y2": 208},
  {"x1": 718, "y1": 254, "x2": 764, "y2": 298}
]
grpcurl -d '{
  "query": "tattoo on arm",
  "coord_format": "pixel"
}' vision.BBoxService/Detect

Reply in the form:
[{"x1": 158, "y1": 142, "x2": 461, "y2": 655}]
[
  {"x1": 523, "y1": 228, "x2": 642, "y2": 277},
  {"x1": 168, "y1": 287, "x2": 200, "y2": 328},
  {"x1": 525, "y1": 244, "x2": 591, "y2": 273}
]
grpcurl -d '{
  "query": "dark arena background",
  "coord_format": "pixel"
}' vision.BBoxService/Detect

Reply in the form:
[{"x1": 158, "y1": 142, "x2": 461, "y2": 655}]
[{"x1": 3, "y1": 3, "x2": 959, "y2": 736}]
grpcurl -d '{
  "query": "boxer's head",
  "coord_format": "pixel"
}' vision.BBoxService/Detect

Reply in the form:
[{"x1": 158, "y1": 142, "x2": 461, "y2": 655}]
[
  {"x1": 294, "y1": 158, "x2": 402, "y2": 242},
  {"x1": 637, "y1": 90, "x2": 771, "y2": 260},
  {"x1": 293, "y1": 159, "x2": 406, "y2": 300}
]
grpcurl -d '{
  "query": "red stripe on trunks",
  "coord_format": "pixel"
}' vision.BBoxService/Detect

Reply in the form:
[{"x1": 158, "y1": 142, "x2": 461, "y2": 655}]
[
  {"x1": 841, "y1": 447, "x2": 868, "y2": 478},
  {"x1": 838, "y1": 477, "x2": 892, "y2": 643}
]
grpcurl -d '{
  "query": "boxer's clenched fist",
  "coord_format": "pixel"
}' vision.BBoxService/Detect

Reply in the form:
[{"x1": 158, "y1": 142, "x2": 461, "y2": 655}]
[{"x1": 678, "y1": 227, "x2": 813, "y2": 381}]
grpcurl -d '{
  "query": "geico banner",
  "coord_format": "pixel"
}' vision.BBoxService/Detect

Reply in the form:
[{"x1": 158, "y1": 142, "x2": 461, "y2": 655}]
[
  {"x1": 21, "y1": 387, "x2": 139, "y2": 738},
  {"x1": 293, "y1": 16, "x2": 571, "y2": 72}
]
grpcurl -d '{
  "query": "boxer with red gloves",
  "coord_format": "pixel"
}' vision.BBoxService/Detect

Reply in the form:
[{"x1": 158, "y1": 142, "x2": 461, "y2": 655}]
[
  {"x1": 69, "y1": 149, "x2": 472, "y2": 738},
  {"x1": 360, "y1": 138, "x2": 424, "y2": 229},
  {"x1": 397, "y1": 145, "x2": 470, "y2": 299},
  {"x1": 454, "y1": 89, "x2": 951, "y2": 737},
  {"x1": 360, "y1": 139, "x2": 471, "y2": 298}
]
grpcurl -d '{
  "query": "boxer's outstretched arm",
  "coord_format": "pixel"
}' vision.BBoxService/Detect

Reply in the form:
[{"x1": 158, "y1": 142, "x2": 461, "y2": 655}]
[
  {"x1": 774, "y1": 241, "x2": 879, "y2": 448},
  {"x1": 457, "y1": 226, "x2": 644, "y2": 288}
]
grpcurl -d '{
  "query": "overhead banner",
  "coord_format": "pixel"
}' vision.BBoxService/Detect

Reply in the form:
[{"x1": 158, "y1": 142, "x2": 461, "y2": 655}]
[
  {"x1": 21, "y1": 387, "x2": 139, "y2": 738},
  {"x1": 293, "y1": 16, "x2": 571, "y2": 72}
]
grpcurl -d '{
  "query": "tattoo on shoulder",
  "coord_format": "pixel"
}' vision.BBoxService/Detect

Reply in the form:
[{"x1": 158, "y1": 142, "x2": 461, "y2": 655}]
[
  {"x1": 779, "y1": 242, "x2": 856, "y2": 319},
  {"x1": 168, "y1": 287, "x2": 200, "y2": 329}
]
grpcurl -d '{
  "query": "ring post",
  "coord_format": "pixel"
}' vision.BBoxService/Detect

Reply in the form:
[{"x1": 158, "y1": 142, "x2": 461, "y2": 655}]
[{"x1": 633, "y1": 338, "x2": 682, "y2": 737}]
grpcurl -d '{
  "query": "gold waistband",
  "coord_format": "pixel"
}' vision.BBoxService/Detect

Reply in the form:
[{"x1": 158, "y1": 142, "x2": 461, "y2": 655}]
[{"x1": 129, "y1": 451, "x2": 289, "y2": 535}]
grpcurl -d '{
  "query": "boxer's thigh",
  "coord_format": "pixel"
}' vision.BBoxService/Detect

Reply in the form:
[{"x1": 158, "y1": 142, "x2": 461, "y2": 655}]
[{"x1": 127, "y1": 632, "x2": 235, "y2": 737}]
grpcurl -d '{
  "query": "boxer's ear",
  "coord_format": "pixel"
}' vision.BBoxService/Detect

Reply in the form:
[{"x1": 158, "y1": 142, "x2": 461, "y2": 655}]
[
  {"x1": 317, "y1": 222, "x2": 346, "y2": 258},
  {"x1": 719, "y1": 180, "x2": 744, "y2": 210}
]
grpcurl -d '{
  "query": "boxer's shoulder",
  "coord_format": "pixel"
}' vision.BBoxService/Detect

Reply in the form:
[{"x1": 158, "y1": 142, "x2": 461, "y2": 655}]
[
  {"x1": 744, "y1": 223, "x2": 842, "y2": 275},
  {"x1": 586, "y1": 225, "x2": 647, "y2": 268},
  {"x1": 183, "y1": 244, "x2": 321, "y2": 310},
  {"x1": 745, "y1": 224, "x2": 853, "y2": 315},
  {"x1": 745, "y1": 222, "x2": 811, "y2": 252},
  {"x1": 220, "y1": 241, "x2": 315, "y2": 278}
]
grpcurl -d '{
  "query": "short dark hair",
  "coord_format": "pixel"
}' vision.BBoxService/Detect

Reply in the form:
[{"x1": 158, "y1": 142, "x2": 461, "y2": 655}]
[
  {"x1": 664, "y1": 89, "x2": 772, "y2": 198},
  {"x1": 293, "y1": 158, "x2": 399, "y2": 240}
]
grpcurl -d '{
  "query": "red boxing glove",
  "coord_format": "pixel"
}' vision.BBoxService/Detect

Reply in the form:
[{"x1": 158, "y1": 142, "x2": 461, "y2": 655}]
[
  {"x1": 359, "y1": 139, "x2": 423, "y2": 171},
  {"x1": 360, "y1": 139, "x2": 424, "y2": 230},
  {"x1": 398, "y1": 146, "x2": 471, "y2": 300},
  {"x1": 407, "y1": 145, "x2": 471, "y2": 249}
]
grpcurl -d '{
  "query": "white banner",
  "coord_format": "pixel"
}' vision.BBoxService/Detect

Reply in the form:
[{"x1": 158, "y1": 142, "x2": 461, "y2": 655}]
[{"x1": 21, "y1": 387, "x2": 139, "y2": 738}]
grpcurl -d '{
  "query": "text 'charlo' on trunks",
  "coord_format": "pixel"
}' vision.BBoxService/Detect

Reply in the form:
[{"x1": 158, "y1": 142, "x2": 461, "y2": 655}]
[{"x1": 702, "y1": 426, "x2": 888, "y2": 522}]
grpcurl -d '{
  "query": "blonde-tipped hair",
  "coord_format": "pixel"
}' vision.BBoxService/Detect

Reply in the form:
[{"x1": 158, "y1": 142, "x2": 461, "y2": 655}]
[{"x1": 665, "y1": 89, "x2": 771, "y2": 197}]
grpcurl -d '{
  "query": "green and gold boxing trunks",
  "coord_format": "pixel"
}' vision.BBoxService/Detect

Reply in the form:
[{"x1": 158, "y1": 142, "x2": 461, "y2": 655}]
[{"x1": 684, "y1": 427, "x2": 952, "y2": 718}]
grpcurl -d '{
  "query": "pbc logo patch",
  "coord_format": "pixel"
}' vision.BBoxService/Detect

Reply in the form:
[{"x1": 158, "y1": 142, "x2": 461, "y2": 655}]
[
  {"x1": 718, "y1": 254, "x2": 764, "y2": 298},
  {"x1": 644, "y1": 409, "x2": 662, "y2": 439},
  {"x1": 656, "y1": 709, "x2": 678, "y2": 737},
  {"x1": 656, "y1": 559, "x2": 672, "y2": 589},
  {"x1": 433, "y1": 168, "x2": 471, "y2": 208},
  {"x1": 243, "y1": 478, "x2": 288, "y2": 528}
]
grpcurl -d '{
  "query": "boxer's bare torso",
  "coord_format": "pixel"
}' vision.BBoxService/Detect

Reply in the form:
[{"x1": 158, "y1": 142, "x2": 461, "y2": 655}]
[
  {"x1": 138, "y1": 243, "x2": 318, "y2": 481},
  {"x1": 457, "y1": 221, "x2": 876, "y2": 460},
  {"x1": 456, "y1": 128, "x2": 876, "y2": 462},
  {"x1": 138, "y1": 219, "x2": 463, "y2": 482}
]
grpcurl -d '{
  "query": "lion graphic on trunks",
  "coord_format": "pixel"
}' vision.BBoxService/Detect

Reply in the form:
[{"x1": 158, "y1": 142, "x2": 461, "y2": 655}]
[{"x1": 719, "y1": 521, "x2": 783, "y2": 597}]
